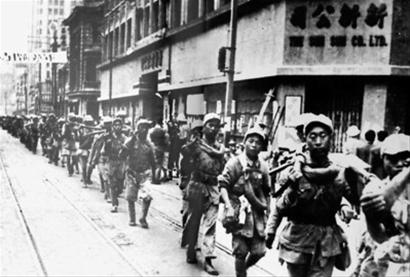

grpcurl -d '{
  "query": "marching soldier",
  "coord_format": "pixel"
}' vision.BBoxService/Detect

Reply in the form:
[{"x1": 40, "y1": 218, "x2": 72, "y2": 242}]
[
  {"x1": 89, "y1": 117, "x2": 113, "y2": 199},
  {"x1": 101, "y1": 117, "x2": 127, "y2": 213},
  {"x1": 120, "y1": 118, "x2": 155, "y2": 228},
  {"x1": 181, "y1": 113, "x2": 225, "y2": 275},
  {"x1": 359, "y1": 134, "x2": 410, "y2": 277},
  {"x1": 78, "y1": 115, "x2": 98, "y2": 188},
  {"x1": 265, "y1": 114, "x2": 356, "y2": 277},
  {"x1": 219, "y1": 126, "x2": 271, "y2": 277}
]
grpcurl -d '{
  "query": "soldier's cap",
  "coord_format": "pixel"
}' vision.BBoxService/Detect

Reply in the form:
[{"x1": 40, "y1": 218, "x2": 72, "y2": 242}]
[
  {"x1": 346, "y1": 125, "x2": 361, "y2": 137},
  {"x1": 83, "y1": 115, "x2": 93, "y2": 123},
  {"x1": 48, "y1": 113, "x2": 56, "y2": 118},
  {"x1": 41, "y1": 113, "x2": 47, "y2": 117},
  {"x1": 228, "y1": 139, "x2": 236, "y2": 146},
  {"x1": 68, "y1": 112, "x2": 76, "y2": 121},
  {"x1": 292, "y1": 113, "x2": 315, "y2": 128},
  {"x1": 203, "y1": 113, "x2": 221, "y2": 126},
  {"x1": 135, "y1": 118, "x2": 152, "y2": 129},
  {"x1": 116, "y1": 110, "x2": 127, "y2": 117},
  {"x1": 113, "y1": 117, "x2": 123, "y2": 124},
  {"x1": 191, "y1": 120, "x2": 203, "y2": 131},
  {"x1": 381, "y1": 134, "x2": 410, "y2": 156},
  {"x1": 102, "y1": 116, "x2": 113, "y2": 124},
  {"x1": 304, "y1": 114, "x2": 333, "y2": 135},
  {"x1": 57, "y1": 118, "x2": 65, "y2": 123},
  {"x1": 176, "y1": 113, "x2": 187, "y2": 123},
  {"x1": 244, "y1": 126, "x2": 266, "y2": 142}
]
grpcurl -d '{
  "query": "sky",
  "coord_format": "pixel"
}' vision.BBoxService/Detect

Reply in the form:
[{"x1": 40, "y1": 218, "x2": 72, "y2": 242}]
[{"x1": 0, "y1": 0, "x2": 33, "y2": 73}]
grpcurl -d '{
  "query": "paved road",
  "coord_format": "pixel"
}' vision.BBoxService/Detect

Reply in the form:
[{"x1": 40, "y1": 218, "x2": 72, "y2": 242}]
[{"x1": 0, "y1": 129, "x2": 362, "y2": 276}]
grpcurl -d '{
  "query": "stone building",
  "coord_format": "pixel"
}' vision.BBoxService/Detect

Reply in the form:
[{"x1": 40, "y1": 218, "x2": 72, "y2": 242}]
[{"x1": 98, "y1": 0, "x2": 410, "y2": 151}]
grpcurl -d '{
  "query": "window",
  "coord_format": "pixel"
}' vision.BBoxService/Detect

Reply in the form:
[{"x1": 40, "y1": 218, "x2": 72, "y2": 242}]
[
  {"x1": 114, "y1": 27, "x2": 119, "y2": 55},
  {"x1": 187, "y1": 0, "x2": 199, "y2": 22},
  {"x1": 120, "y1": 23, "x2": 125, "y2": 53},
  {"x1": 143, "y1": 7, "x2": 149, "y2": 36},
  {"x1": 220, "y1": 0, "x2": 230, "y2": 7},
  {"x1": 205, "y1": 0, "x2": 214, "y2": 13},
  {"x1": 126, "y1": 19, "x2": 131, "y2": 49},
  {"x1": 48, "y1": 8, "x2": 52, "y2": 14},
  {"x1": 173, "y1": 0, "x2": 181, "y2": 27},
  {"x1": 152, "y1": 1, "x2": 159, "y2": 32},
  {"x1": 108, "y1": 31, "x2": 113, "y2": 59}
]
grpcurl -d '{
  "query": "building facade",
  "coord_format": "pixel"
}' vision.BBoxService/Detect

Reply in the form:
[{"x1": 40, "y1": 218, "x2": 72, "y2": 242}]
[
  {"x1": 98, "y1": 0, "x2": 410, "y2": 151},
  {"x1": 64, "y1": 1, "x2": 104, "y2": 118}
]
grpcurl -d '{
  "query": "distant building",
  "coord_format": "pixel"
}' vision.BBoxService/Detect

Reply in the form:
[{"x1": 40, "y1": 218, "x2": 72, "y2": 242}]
[
  {"x1": 63, "y1": 1, "x2": 104, "y2": 118},
  {"x1": 28, "y1": 0, "x2": 83, "y2": 114}
]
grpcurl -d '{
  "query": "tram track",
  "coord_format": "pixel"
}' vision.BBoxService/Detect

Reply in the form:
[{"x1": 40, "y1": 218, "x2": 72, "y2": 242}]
[
  {"x1": 0, "y1": 152, "x2": 48, "y2": 276},
  {"x1": 0, "y1": 143, "x2": 144, "y2": 277}
]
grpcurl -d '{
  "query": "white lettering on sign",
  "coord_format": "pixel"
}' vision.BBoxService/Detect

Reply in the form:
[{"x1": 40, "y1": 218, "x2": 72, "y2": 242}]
[
  {"x1": 0, "y1": 51, "x2": 67, "y2": 63},
  {"x1": 284, "y1": 0, "x2": 392, "y2": 65}
]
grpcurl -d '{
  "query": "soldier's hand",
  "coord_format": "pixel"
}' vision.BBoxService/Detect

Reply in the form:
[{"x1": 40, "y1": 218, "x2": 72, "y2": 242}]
[
  {"x1": 360, "y1": 191, "x2": 386, "y2": 215},
  {"x1": 339, "y1": 205, "x2": 356, "y2": 224},
  {"x1": 265, "y1": 233, "x2": 275, "y2": 249},
  {"x1": 225, "y1": 205, "x2": 235, "y2": 219},
  {"x1": 288, "y1": 166, "x2": 303, "y2": 182}
]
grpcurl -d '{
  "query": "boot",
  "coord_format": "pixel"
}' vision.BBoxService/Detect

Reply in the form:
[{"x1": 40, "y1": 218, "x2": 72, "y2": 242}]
[
  {"x1": 235, "y1": 257, "x2": 247, "y2": 277},
  {"x1": 128, "y1": 201, "x2": 137, "y2": 226},
  {"x1": 204, "y1": 258, "x2": 219, "y2": 276},
  {"x1": 139, "y1": 198, "x2": 151, "y2": 229}
]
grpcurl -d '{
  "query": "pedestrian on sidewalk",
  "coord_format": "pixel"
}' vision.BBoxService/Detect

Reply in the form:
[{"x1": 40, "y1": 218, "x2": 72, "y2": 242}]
[
  {"x1": 219, "y1": 126, "x2": 271, "y2": 277},
  {"x1": 181, "y1": 113, "x2": 225, "y2": 276},
  {"x1": 120, "y1": 118, "x2": 155, "y2": 228},
  {"x1": 101, "y1": 117, "x2": 127, "y2": 213}
]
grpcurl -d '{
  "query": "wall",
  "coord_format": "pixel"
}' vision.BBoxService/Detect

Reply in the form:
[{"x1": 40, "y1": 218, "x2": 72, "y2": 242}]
[{"x1": 168, "y1": 3, "x2": 284, "y2": 89}]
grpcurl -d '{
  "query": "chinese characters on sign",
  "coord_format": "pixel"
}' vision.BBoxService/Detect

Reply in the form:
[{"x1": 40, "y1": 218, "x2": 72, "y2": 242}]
[
  {"x1": 288, "y1": 2, "x2": 388, "y2": 48},
  {"x1": 141, "y1": 50, "x2": 163, "y2": 72}
]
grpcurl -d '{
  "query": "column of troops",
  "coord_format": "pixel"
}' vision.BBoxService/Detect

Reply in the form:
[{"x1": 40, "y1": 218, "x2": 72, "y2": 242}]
[{"x1": 0, "y1": 112, "x2": 409, "y2": 277}]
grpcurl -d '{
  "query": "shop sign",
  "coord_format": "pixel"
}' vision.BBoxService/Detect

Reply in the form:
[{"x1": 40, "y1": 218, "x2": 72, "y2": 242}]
[
  {"x1": 141, "y1": 50, "x2": 163, "y2": 73},
  {"x1": 0, "y1": 51, "x2": 67, "y2": 63},
  {"x1": 284, "y1": 0, "x2": 392, "y2": 65}
]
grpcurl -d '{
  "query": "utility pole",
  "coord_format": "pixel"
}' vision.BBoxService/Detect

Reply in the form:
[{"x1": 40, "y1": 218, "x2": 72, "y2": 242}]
[
  {"x1": 24, "y1": 72, "x2": 28, "y2": 114},
  {"x1": 38, "y1": 63, "x2": 42, "y2": 113},
  {"x1": 223, "y1": 0, "x2": 238, "y2": 144},
  {"x1": 108, "y1": 15, "x2": 113, "y2": 116}
]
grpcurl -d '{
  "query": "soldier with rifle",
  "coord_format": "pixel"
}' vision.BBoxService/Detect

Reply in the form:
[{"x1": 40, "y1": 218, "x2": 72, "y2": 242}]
[
  {"x1": 219, "y1": 126, "x2": 271, "y2": 277},
  {"x1": 89, "y1": 117, "x2": 113, "y2": 200},
  {"x1": 265, "y1": 114, "x2": 357, "y2": 277}
]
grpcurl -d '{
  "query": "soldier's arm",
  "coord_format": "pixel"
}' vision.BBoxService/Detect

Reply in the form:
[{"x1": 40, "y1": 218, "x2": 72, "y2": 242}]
[{"x1": 383, "y1": 166, "x2": 410, "y2": 210}]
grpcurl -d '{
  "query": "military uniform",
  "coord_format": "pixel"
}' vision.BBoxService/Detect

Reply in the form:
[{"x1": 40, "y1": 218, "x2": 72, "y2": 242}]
[
  {"x1": 181, "y1": 137, "x2": 225, "y2": 261},
  {"x1": 102, "y1": 132, "x2": 126, "y2": 211},
  {"x1": 219, "y1": 151, "x2": 271, "y2": 277}
]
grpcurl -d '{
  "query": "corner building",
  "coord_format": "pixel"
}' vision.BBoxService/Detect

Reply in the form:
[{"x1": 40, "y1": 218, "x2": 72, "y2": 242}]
[{"x1": 99, "y1": 0, "x2": 410, "y2": 151}]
